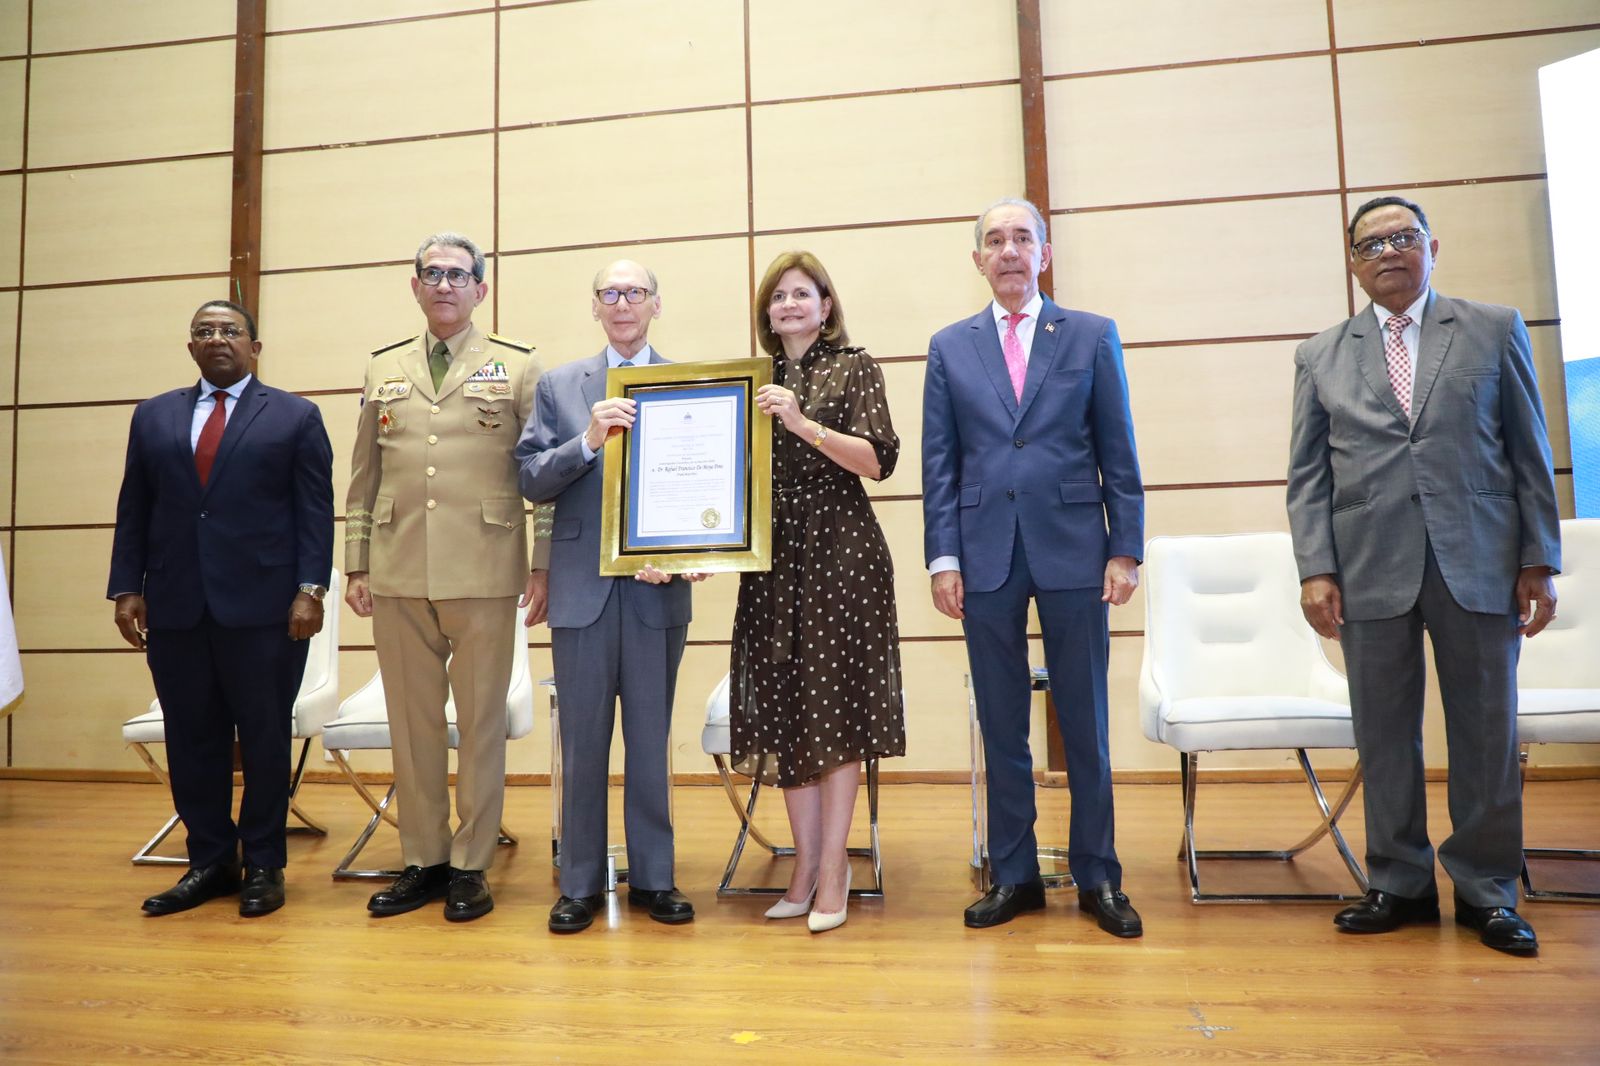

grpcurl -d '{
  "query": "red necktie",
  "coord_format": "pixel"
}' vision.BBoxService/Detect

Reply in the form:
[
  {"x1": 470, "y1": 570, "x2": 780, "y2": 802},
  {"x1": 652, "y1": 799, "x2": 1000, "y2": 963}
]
[
  {"x1": 194, "y1": 393, "x2": 227, "y2": 485},
  {"x1": 1002, "y1": 312, "x2": 1028, "y2": 402},
  {"x1": 1384, "y1": 313, "x2": 1413, "y2": 417}
]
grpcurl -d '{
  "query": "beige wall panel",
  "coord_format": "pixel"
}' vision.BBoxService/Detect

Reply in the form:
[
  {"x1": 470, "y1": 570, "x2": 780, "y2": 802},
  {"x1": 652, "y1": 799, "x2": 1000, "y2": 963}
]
[
  {"x1": 264, "y1": 15, "x2": 494, "y2": 150},
  {"x1": 260, "y1": 135, "x2": 493, "y2": 271},
  {"x1": 257, "y1": 264, "x2": 424, "y2": 393},
  {"x1": 28, "y1": 42, "x2": 233, "y2": 169},
  {"x1": 750, "y1": 0, "x2": 1017, "y2": 100},
  {"x1": 1128, "y1": 340, "x2": 1298, "y2": 487},
  {"x1": 1339, "y1": 31, "x2": 1600, "y2": 188},
  {"x1": 14, "y1": 406, "x2": 131, "y2": 527},
  {"x1": 0, "y1": 412, "x2": 13, "y2": 523},
  {"x1": 669, "y1": 642, "x2": 733, "y2": 777},
  {"x1": 1047, "y1": 58, "x2": 1339, "y2": 209},
  {"x1": 1055, "y1": 196, "x2": 1351, "y2": 344},
  {"x1": 0, "y1": 289, "x2": 15, "y2": 405},
  {"x1": 0, "y1": 59, "x2": 23, "y2": 170},
  {"x1": 10, "y1": 528, "x2": 120, "y2": 650},
  {"x1": 877, "y1": 498, "x2": 963, "y2": 641},
  {"x1": 313, "y1": 394, "x2": 362, "y2": 518},
  {"x1": 1557, "y1": 472, "x2": 1575, "y2": 519},
  {"x1": 24, "y1": 158, "x2": 231, "y2": 286},
  {"x1": 1352, "y1": 180, "x2": 1559, "y2": 322},
  {"x1": 752, "y1": 221, "x2": 995, "y2": 359},
  {"x1": 752, "y1": 86, "x2": 1021, "y2": 233},
  {"x1": 8, "y1": 652, "x2": 155, "y2": 771},
  {"x1": 499, "y1": 111, "x2": 746, "y2": 251},
  {"x1": 1146, "y1": 484, "x2": 1289, "y2": 540},
  {"x1": 685, "y1": 569, "x2": 738, "y2": 648},
  {"x1": 1529, "y1": 326, "x2": 1571, "y2": 468},
  {"x1": 0, "y1": 173, "x2": 20, "y2": 287},
  {"x1": 1041, "y1": 0, "x2": 1329, "y2": 75},
  {"x1": 1332, "y1": 0, "x2": 1600, "y2": 48},
  {"x1": 18, "y1": 278, "x2": 225, "y2": 404},
  {"x1": 871, "y1": 361, "x2": 924, "y2": 499},
  {"x1": 501, "y1": 0, "x2": 743, "y2": 125},
  {"x1": 494, "y1": 238, "x2": 750, "y2": 374},
  {"x1": 267, "y1": 0, "x2": 485, "y2": 33},
  {"x1": 0, "y1": 0, "x2": 26, "y2": 55},
  {"x1": 30, "y1": 1, "x2": 234, "y2": 54}
]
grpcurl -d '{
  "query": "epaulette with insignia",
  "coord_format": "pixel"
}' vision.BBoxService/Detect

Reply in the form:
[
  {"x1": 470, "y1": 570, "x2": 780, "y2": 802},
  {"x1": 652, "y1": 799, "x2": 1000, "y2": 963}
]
[
  {"x1": 371, "y1": 336, "x2": 416, "y2": 357},
  {"x1": 486, "y1": 332, "x2": 535, "y2": 353}
]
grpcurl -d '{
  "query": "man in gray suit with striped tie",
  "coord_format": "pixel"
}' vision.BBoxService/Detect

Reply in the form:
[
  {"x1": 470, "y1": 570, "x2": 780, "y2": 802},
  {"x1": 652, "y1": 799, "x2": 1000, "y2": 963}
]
[{"x1": 1287, "y1": 195, "x2": 1561, "y2": 954}]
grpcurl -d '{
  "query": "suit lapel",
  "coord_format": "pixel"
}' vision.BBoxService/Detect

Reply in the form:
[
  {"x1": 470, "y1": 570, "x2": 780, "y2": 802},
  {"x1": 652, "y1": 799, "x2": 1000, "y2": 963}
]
[
  {"x1": 201, "y1": 380, "x2": 267, "y2": 496},
  {"x1": 1349, "y1": 305, "x2": 1409, "y2": 426},
  {"x1": 1016, "y1": 299, "x2": 1065, "y2": 423},
  {"x1": 176, "y1": 386, "x2": 203, "y2": 489},
  {"x1": 968, "y1": 308, "x2": 1018, "y2": 414},
  {"x1": 579, "y1": 350, "x2": 609, "y2": 409},
  {"x1": 1408, "y1": 292, "x2": 1455, "y2": 423}
]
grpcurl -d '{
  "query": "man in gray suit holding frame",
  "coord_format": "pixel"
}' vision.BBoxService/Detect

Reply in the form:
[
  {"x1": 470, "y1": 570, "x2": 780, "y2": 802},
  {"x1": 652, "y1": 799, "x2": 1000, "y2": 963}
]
[
  {"x1": 1287, "y1": 195, "x2": 1561, "y2": 954},
  {"x1": 516, "y1": 259, "x2": 700, "y2": 934}
]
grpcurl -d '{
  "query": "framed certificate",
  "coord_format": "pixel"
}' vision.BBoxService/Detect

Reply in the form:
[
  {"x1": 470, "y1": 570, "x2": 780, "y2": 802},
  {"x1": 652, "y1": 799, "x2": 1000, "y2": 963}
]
[{"x1": 599, "y1": 358, "x2": 773, "y2": 575}]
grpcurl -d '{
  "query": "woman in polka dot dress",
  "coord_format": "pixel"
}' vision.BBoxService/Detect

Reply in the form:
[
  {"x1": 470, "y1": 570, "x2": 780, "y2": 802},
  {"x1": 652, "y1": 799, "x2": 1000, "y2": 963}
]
[{"x1": 732, "y1": 251, "x2": 906, "y2": 933}]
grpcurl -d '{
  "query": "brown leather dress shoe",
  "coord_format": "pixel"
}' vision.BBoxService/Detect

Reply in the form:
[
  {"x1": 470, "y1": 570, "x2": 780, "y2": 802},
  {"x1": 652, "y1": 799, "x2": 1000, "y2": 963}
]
[
  {"x1": 367, "y1": 863, "x2": 450, "y2": 916},
  {"x1": 238, "y1": 866, "x2": 285, "y2": 917},
  {"x1": 1333, "y1": 889, "x2": 1441, "y2": 933},
  {"x1": 627, "y1": 887, "x2": 695, "y2": 924},
  {"x1": 141, "y1": 862, "x2": 242, "y2": 916},
  {"x1": 964, "y1": 878, "x2": 1047, "y2": 928},
  {"x1": 444, "y1": 869, "x2": 494, "y2": 922},
  {"x1": 549, "y1": 894, "x2": 606, "y2": 933},
  {"x1": 1078, "y1": 882, "x2": 1143, "y2": 938},
  {"x1": 1454, "y1": 894, "x2": 1538, "y2": 955}
]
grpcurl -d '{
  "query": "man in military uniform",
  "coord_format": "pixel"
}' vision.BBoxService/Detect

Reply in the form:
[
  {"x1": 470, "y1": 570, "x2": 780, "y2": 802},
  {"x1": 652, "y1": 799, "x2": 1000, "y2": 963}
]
[{"x1": 344, "y1": 232, "x2": 549, "y2": 922}]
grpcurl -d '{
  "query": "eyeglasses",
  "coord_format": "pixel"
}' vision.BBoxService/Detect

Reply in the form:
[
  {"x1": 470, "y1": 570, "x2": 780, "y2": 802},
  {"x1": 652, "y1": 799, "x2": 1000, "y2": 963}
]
[
  {"x1": 191, "y1": 324, "x2": 247, "y2": 341},
  {"x1": 595, "y1": 287, "x2": 654, "y2": 305},
  {"x1": 418, "y1": 266, "x2": 477, "y2": 288},
  {"x1": 1352, "y1": 228, "x2": 1428, "y2": 261}
]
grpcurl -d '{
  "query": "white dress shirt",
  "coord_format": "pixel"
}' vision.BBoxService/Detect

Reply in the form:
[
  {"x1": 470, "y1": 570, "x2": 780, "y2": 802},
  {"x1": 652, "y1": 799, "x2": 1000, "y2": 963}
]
[{"x1": 191, "y1": 373, "x2": 252, "y2": 450}]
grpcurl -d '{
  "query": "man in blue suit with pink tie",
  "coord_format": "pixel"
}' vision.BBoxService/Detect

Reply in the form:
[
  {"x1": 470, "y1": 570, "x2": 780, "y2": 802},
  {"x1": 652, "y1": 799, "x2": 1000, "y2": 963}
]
[{"x1": 923, "y1": 199, "x2": 1145, "y2": 935}]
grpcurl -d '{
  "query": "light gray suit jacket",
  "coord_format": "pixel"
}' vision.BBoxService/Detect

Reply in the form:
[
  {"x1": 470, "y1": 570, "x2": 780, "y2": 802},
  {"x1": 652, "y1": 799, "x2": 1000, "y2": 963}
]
[
  {"x1": 514, "y1": 350, "x2": 693, "y2": 631},
  {"x1": 1287, "y1": 292, "x2": 1561, "y2": 621}
]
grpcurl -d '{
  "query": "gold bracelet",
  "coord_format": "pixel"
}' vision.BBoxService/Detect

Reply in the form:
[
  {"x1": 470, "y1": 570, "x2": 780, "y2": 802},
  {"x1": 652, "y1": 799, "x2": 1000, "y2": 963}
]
[{"x1": 811, "y1": 423, "x2": 829, "y2": 448}]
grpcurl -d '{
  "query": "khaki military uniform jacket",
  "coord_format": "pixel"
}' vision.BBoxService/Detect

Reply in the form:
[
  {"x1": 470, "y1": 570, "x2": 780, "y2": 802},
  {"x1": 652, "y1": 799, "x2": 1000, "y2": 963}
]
[{"x1": 346, "y1": 323, "x2": 551, "y2": 599}]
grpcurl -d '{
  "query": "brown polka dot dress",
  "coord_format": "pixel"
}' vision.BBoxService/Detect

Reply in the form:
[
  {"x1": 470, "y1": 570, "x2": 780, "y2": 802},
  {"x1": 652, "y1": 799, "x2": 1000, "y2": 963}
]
[{"x1": 731, "y1": 342, "x2": 906, "y2": 788}]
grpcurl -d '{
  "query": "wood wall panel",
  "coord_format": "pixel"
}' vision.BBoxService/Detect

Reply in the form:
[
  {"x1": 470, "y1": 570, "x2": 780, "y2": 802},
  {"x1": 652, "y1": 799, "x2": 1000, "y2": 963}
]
[
  {"x1": 0, "y1": 58, "x2": 23, "y2": 170},
  {"x1": 265, "y1": 0, "x2": 485, "y2": 34},
  {"x1": 259, "y1": 136, "x2": 494, "y2": 271},
  {"x1": 1045, "y1": 57, "x2": 1339, "y2": 208},
  {"x1": 749, "y1": 0, "x2": 1018, "y2": 100},
  {"x1": 0, "y1": 289, "x2": 15, "y2": 405},
  {"x1": 312, "y1": 394, "x2": 361, "y2": 522},
  {"x1": 0, "y1": 411, "x2": 13, "y2": 523},
  {"x1": 751, "y1": 86, "x2": 1023, "y2": 233},
  {"x1": 263, "y1": 15, "x2": 495, "y2": 150},
  {"x1": 17, "y1": 279, "x2": 227, "y2": 404},
  {"x1": 13, "y1": 407, "x2": 131, "y2": 527},
  {"x1": 23, "y1": 158, "x2": 232, "y2": 286},
  {"x1": 1041, "y1": 0, "x2": 1329, "y2": 75},
  {"x1": 256, "y1": 264, "x2": 424, "y2": 393},
  {"x1": 11, "y1": 528, "x2": 120, "y2": 650},
  {"x1": 29, "y1": 0, "x2": 234, "y2": 54},
  {"x1": 499, "y1": 111, "x2": 748, "y2": 251},
  {"x1": 0, "y1": 1, "x2": 25, "y2": 56},
  {"x1": 1339, "y1": 31, "x2": 1600, "y2": 188},
  {"x1": 499, "y1": 0, "x2": 744, "y2": 125},
  {"x1": 26, "y1": 42, "x2": 234, "y2": 168},
  {"x1": 0, "y1": 173, "x2": 21, "y2": 287},
  {"x1": 1331, "y1": 0, "x2": 1600, "y2": 48},
  {"x1": 8, "y1": 652, "x2": 154, "y2": 770}
]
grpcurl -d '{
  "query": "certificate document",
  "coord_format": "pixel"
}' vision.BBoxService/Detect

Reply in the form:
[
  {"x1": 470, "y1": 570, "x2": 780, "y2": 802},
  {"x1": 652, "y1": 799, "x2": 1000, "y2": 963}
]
[{"x1": 630, "y1": 390, "x2": 741, "y2": 542}]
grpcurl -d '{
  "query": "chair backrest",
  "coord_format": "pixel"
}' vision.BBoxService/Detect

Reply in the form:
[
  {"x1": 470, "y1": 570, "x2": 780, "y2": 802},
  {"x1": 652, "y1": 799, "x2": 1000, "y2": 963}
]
[
  {"x1": 291, "y1": 569, "x2": 342, "y2": 736},
  {"x1": 505, "y1": 621, "x2": 535, "y2": 740},
  {"x1": 705, "y1": 674, "x2": 731, "y2": 727},
  {"x1": 1140, "y1": 533, "x2": 1347, "y2": 741},
  {"x1": 1518, "y1": 518, "x2": 1600, "y2": 689}
]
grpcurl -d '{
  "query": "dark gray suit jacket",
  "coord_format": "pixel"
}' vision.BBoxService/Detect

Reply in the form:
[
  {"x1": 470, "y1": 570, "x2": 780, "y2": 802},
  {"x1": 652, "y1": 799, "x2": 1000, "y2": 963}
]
[{"x1": 1286, "y1": 292, "x2": 1561, "y2": 620}]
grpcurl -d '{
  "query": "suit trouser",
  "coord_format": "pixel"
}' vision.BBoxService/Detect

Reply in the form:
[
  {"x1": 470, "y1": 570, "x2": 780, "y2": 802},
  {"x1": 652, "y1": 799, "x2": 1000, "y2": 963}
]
[
  {"x1": 371, "y1": 594, "x2": 517, "y2": 872},
  {"x1": 1341, "y1": 539, "x2": 1523, "y2": 907},
  {"x1": 146, "y1": 614, "x2": 309, "y2": 869},
  {"x1": 551, "y1": 581, "x2": 686, "y2": 898},
  {"x1": 963, "y1": 533, "x2": 1121, "y2": 889}
]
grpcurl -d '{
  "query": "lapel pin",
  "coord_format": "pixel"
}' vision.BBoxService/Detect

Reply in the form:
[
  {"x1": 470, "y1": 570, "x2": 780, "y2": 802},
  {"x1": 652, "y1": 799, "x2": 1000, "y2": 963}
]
[{"x1": 1044, "y1": 322, "x2": 1055, "y2": 333}]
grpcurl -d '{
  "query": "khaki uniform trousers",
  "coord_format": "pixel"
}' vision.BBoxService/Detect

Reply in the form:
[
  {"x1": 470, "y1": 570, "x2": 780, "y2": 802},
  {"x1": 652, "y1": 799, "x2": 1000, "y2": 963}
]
[{"x1": 371, "y1": 593, "x2": 517, "y2": 872}]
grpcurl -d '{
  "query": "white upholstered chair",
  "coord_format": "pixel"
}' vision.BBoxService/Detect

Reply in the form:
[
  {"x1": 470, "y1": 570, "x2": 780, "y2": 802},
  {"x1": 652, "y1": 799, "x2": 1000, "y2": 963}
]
[
  {"x1": 1517, "y1": 517, "x2": 1600, "y2": 902},
  {"x1": 1140, "y1": 534, "x2": 1368, "y2": 903},
  {"x1": 702, "y1": 673, "x2": 883, "y2": 898},
  {"x1": 321, "y1": 610, "x2": 533, "y2": 880},
  {"x1": 122, "y1": 571, "x2": 343, "y2": 865}
]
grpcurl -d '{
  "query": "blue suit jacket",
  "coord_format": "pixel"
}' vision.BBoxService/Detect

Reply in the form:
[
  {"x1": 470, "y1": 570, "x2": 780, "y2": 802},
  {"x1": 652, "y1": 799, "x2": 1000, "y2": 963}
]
[
  {"x1": 922, "y1": 298, "x2": 1144, "y2": 594},
  {"x1": 515, "y1": 351, "x2": 693, "y2": 631},
  {"x1": 108, "y1": 377, "x2": 336, "y2": 630}
]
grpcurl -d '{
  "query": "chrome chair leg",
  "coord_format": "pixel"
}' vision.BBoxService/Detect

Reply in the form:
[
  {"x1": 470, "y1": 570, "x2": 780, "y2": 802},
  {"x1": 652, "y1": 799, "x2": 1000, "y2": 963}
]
[{"x1": 1518, "y1": 748, "x2": 1600, "y2": 902}]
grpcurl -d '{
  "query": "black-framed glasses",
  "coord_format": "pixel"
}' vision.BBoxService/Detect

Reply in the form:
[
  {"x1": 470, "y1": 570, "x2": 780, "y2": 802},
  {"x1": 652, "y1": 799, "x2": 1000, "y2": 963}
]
[
  {"x1": 418, "y1": 266, "x2": 476, "y2": 288},
  {"x1": 1352, "y1": 228, "x2": 1427, "y2": 261},
  {"x1": 191, "y1": 324, "x2": 247, "y2": 341},
  {"x1": 595, "y1": 287, "x2": 654, "y2": 305}
]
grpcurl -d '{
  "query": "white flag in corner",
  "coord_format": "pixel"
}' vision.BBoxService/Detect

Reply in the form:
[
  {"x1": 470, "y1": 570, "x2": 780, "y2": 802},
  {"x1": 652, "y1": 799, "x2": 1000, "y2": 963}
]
[{"x1": 0, "y1": 548, "x2": 22, "y2": 716}]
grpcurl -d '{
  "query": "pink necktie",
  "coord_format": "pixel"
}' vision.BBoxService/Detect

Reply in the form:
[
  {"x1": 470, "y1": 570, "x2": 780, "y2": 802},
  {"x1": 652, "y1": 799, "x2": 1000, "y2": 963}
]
[
  {"x1": 1384, "y1": 313, "x2": 1413, "y2": 417},
  {"x1": 1002, "y1": 312, "x2": 1028, "y2": 403}
]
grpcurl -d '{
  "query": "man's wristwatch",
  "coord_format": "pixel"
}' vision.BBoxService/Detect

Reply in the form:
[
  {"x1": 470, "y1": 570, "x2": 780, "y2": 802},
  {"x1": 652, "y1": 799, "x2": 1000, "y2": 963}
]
[{"x1": 298, "y1": 583, "x2": 328, "y2": 601}]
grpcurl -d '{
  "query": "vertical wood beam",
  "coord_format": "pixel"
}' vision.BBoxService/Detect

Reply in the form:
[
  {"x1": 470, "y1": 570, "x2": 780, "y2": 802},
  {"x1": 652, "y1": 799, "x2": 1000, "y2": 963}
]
[
  {"x1": 1016, "y1": 0, "x2": 1054, "y2": 301},
  {"x1": 228, "y1": 0, "x2": 266, "y2": 316}
]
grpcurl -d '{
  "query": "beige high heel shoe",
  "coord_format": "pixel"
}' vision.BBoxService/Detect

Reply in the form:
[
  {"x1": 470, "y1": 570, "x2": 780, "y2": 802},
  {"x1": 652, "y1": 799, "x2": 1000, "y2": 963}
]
[
  {"x1": 764, "y1": 881, "x2": 817, "y2": 919},
  {"x1": 807, "y1": 868, "x2": 852, "y2": 933}
]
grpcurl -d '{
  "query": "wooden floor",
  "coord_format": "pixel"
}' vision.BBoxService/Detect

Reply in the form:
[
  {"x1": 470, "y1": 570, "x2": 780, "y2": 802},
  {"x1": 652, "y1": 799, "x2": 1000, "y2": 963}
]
[{"x1": 1, "y1": 777, "x2": 1598, "y2": 1064}]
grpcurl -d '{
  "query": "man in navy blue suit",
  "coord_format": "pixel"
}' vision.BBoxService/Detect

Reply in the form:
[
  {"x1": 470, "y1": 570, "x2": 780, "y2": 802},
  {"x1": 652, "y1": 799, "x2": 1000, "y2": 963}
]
[
  {"x1": 110, "y1": 300, "x2": 334, "y2": 918},
  {"x1": 923, "y1": 199, "x2": 1145, "y2": 935}
]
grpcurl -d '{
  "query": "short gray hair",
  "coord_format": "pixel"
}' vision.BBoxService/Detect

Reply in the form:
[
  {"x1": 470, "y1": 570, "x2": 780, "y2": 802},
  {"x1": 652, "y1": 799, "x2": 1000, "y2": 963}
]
[
  {"x1": 591, "y1": 260, "x2": 659, "y2": 295},
  {"x1": 414, "y1": 232, "x2": 486, "y2": 281},
  {"x1": 974, "y1": 197, "x2": 1048, "y2": 249}
]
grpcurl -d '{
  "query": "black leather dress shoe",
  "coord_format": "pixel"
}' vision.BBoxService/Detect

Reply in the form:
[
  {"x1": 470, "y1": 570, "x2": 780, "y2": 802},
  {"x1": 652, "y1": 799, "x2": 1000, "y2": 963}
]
[
  {"x1": 142, "y1": 862, "x2": 241, "y2": 916},
  {"x1": 1454, "y1": 895, "x2": 1538, "y2": 955},
  {"x1": 628, "y1": 887, "x2": 695, "y2": 924},
  {"x1": 238, "y1": 866, "x2": 285, "y2": 917},
  {"x1": 367, "y1": 863, "x2": 450, "y2": 916},
  {"x1": 444, "y1": 869, "x2": 494, "y2": 922},
  {"x1": 964, "y1": 878, "x2": 1047, "y2": 928},
  {"x1": 1333, "y1": 889, "x2": 1441, "y2": 933},
  {"x1": 1078, "y1": 882, "x2": 1143, "y2": 938},
  {"x1": 549, "y1": 894, "x2": 606, "y2": 933}
]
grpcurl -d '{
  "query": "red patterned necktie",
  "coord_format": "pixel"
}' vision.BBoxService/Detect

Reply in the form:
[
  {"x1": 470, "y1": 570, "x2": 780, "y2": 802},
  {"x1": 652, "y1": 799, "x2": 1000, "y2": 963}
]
[
  {"x1": 194, "y1": 393, "x2": 227, "y2": 485},
  {"x1": 1384, "y1": 313, "x2": 1413, "y2": 417},
  {"x1": 1002, "y1": 312, "x2": 1028, "y2": 402}
]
